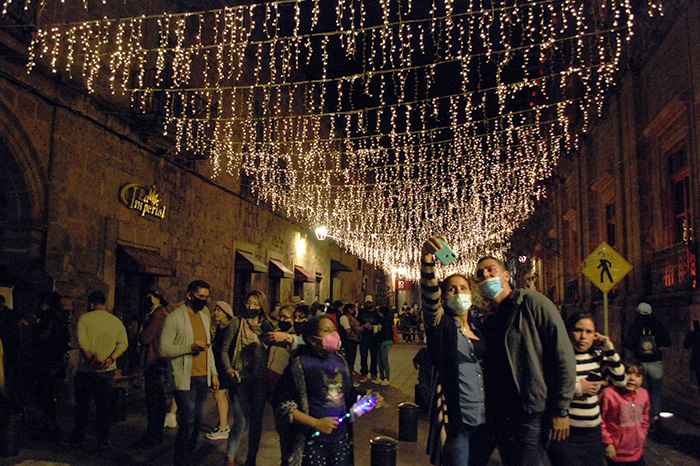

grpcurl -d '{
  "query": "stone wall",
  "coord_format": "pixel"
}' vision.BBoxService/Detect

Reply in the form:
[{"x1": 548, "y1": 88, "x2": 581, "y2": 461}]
[
  {"x1": 510, "y1": 3, "x2": 700, "y2": 396},
  {"x1": 0, "y1": 26, "x2": 389, "y2": 325}
]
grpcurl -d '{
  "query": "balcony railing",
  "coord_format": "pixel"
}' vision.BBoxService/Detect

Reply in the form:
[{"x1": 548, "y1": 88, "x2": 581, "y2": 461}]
[{"x1": 650, "y1": 242, "x2": 697, "y2": 294}]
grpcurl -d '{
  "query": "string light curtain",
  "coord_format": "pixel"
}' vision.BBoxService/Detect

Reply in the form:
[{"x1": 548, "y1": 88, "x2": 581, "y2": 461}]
[{"x1": 23, "y1": 0, "x2": 664, "y2": 278}]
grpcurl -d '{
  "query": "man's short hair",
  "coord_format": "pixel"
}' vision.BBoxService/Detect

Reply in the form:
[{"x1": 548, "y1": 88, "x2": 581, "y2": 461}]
[
  {"x1": 187, "y1": 280, "x2": 211, "y2": 295},
  {"x1": 476, "y1": 256, "x2": 505, "y2": 269},
  {"x1": 87, "y1": 290, "x2": 107, "y2": 305}
]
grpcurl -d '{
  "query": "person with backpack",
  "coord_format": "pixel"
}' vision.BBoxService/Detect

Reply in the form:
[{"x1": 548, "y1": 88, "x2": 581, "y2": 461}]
[{"x1": 624, "y1": 302, "x2": 670, "y2": 428}]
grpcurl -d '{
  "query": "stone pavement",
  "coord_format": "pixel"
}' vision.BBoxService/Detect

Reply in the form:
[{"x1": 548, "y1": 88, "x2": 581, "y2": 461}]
[{"x1": 2, "y1": 344, "x2": 700, "y2": 466}]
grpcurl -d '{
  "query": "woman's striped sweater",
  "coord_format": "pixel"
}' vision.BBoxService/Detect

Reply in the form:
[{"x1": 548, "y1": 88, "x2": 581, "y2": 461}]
[{"x1": 570, "y1": 345, "x2": 626, "y2": 428}]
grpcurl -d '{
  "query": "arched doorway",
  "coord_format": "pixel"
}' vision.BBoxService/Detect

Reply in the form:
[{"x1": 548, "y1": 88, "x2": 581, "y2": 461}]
[
  {"x1": 0, "y1": 142, "x2": 35, "y2": 270},
  {"x1": 0, "y1": 105, "x2": 48, "y2": 318}
]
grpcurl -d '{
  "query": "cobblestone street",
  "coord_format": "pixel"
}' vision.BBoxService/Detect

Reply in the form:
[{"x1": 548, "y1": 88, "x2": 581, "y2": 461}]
[{"x1": 2, "y1": 344, "x2": 699, "y2": 466}]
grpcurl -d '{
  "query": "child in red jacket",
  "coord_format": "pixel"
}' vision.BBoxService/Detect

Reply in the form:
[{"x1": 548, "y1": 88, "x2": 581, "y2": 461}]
[{"x1": 600, "y1": 360, "x2": 650, "y2": 465}]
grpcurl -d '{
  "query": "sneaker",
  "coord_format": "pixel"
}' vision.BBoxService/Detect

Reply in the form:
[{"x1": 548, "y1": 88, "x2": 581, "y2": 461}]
[
  {"x1": 381, "y1": 379, "x2": 390, "y2": 386},
  {"x1": 359, "y1": 375, "x2": 367, "y2": 383},
  {"x1": 206, "y1": 425, "x2": 231, "y2": 440},
  {"x1": 370, "y1": 376, "x2": 378, "y2": 383},
  {"x1": 164, "y1": 412, "x2": 178, "y2": 428}
]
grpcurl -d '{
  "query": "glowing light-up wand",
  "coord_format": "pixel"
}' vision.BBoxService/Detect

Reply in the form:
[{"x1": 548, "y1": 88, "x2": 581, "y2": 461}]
[{"x1": 310, "y1": 392, "x2": 381, "y2": 438}]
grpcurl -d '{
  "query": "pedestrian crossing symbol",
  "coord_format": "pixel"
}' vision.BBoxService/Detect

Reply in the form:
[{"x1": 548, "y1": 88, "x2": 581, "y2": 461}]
[{"x1": 580, "y1": 242, "x2": 632, "y2": 293}]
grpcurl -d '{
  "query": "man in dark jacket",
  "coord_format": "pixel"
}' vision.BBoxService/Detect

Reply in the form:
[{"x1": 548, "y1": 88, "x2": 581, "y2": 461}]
[
  {"x1": 0, "y1": 295, "x2": 20, "y2": 400},
  {"x1": 624, "y1": 301, "x2": 670, "y2": 424},
  {"x1": 31, "y1": 292, "x2": 69, "y2": 439},
  {"x1": 476, "y1": 256, "x2": 575, "y2": 466},
  {"x1": 684, "y1": 320, "x2": 700, "y2": 400},
  {"x1": 358, "y1": 295, "x2": 380, "y2": 383}
]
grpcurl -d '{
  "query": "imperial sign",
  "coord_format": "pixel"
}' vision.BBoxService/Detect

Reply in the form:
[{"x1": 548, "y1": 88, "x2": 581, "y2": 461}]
[{"x1": 119, "y1": 184, "x2": 167, "y2": 219}]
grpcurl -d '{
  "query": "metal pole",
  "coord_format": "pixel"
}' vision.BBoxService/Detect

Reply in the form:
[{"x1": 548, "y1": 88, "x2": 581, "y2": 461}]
[{"x1": 603, "y1": 291, "x2": 609, "y2": 335}]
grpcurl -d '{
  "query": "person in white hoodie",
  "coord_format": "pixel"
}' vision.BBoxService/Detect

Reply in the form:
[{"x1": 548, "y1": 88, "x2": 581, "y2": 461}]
[{"x1": 160, "y1": 280, "x2": 219, "y2": 466}]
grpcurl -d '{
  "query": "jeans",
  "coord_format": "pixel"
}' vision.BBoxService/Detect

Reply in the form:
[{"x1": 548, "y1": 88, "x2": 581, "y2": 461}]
[
  {"x1": 344, "y1": 340, "x2": 359, "y2": 373},
  {"x1": 642, "y1": 361, "x2": 663, "y2": 419},
  {"x1": 442, "y1": 425, "x2": 490, "y2": 466},
  {"x1": 378, "y1": 342, "x2": 392, "y2": 380},
  {"x1": 547, "y1": 425, "x2": 604, "y2": 466},
  {"x1": 359, "y1": 339, "x2": 378, "y2": 377},
  {"x1": 492, "y1": 411, "x2": 548, "y2": 466},
  {"x1": 226, "y1": 378, "x2": 268, "y2": 464},
  {"x1": 34, "y1": 372, "x2": 58, "y2": 426},
  {"x1": 173, "y1": 376, "x2": 209, "y2": 466},
  {"x1": 72, "y1": 370, "x2": 115, "y2": 444},
  {"x1": 606, "y1": 458, "x2": 646, "y2": 466},
  {"x1": 144, "y1": 365, "x2": 167, "y2": 441}
]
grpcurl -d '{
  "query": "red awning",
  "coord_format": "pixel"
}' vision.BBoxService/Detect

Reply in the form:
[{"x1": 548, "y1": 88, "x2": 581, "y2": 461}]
[
  {"x1": 294, "y1": 265, "x2": 315, "y2": 283},
  {"x1": 118, "y1": 245, "x2": 176, "y2": 277},
  {"x1": 236, "y1": 251, "x2": 267, "y2": 273},
  {"x1": 270, "y1": 259, "x2": 294, "y2": 279}
]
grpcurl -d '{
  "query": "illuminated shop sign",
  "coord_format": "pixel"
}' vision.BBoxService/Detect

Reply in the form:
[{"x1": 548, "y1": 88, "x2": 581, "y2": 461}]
[{"x1": 119, "y1": 184, "x2": 167, "y2": 219}]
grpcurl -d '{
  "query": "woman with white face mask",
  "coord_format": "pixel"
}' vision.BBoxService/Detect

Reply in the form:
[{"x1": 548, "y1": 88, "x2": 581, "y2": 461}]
[{"x1": 421, "y1": 236, "x2": 490, "y2": 466}]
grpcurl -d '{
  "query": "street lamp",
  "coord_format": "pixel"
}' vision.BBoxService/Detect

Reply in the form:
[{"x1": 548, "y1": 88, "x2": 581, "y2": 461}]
[{"x1": 315, "y1": 226, "x2": 336, "y2": 241}]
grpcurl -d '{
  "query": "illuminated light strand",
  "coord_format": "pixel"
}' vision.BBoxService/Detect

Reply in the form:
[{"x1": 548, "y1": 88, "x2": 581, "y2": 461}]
[{"x1": 22, "y1": 0, "x2": 664, "y2": 277}]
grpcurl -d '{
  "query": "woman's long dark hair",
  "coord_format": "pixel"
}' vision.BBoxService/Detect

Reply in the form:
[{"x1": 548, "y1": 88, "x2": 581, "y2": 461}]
[{"x1": 245, "y1": 290, "x2": 269, "y2": 320}]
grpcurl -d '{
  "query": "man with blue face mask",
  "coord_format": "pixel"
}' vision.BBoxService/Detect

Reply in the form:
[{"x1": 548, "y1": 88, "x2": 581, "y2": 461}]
[{"x1": 475, "y1": 256, "x2": 575, "y2": 466}]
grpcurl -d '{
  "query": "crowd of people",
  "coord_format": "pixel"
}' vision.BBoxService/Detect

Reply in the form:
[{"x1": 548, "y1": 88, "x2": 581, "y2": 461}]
[
  {"x1": 0, "y1": 234, "x2": 694, "y2": 466},
  {"x1": 0, "y1": 282, "x2": 399, "y2": 466}
]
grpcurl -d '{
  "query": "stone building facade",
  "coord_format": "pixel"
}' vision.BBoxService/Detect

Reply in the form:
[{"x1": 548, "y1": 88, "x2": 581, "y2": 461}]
[
  {"x1": 509, "y1": 1, "x2": 700, "y2": 395},
  {"x1": 0, "y1": 2, "x2": 390, "y2": 369}
]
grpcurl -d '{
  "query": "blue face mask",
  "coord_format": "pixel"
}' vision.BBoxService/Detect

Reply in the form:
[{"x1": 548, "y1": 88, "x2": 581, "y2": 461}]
[
  {"x1": 445, "y1": 294, "x2": 472, "y2": 316},
  {"x1": 479, "y1": 277, "x2": 504, "y2": 300}
]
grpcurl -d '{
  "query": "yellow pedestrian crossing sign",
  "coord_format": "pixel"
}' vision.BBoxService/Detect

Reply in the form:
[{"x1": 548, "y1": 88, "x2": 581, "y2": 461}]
[{"x1": 581, "y1": 242, "x2": 632, "y2": 293}]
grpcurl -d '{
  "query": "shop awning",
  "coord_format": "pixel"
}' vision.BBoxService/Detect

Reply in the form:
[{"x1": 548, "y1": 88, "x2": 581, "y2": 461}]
[
  {"x1": 294, "y1": 265, "x2": 315, "y2": 283},
  {"x1": 235, "y1": 250, "x2": 267, "y2": 273},
  {"x1": 118, "y1": 245, "x2": 176, "y2": 277},
  {"x1": 331, "y1": 259, "x2": 352, "y2": 273},
  {"x1": 269, "y1": 259, "x2": 294, "y2": 279}
]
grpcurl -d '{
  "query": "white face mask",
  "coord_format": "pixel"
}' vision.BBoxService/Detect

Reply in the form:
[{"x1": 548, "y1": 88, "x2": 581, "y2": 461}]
[{"x1": 445, "y1": 293, "x2": 472, "y2": 316}]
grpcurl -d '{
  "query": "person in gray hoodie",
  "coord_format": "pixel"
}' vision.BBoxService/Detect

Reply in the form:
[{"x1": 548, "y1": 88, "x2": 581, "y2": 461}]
[{"x1": 475, "y1": 256, "x2": 575, "y2": 466}]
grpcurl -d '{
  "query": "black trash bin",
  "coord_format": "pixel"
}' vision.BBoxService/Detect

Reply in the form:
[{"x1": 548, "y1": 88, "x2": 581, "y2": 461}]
[
  {"x1": 398, "y1": 401, "x2": 418, "y2": 442},
  {"x1": 370, "y1": 435, "x2": 397, "y2": 466}
]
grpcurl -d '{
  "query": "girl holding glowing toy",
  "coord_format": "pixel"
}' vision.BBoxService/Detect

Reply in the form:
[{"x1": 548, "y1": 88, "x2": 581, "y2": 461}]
[{"x1": 273, "y1": 315, "x2": 383, "y2": 466}]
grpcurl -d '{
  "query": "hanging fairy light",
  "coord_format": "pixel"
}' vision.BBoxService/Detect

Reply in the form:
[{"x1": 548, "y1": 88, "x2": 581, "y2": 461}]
[{"x1": 22, "y1": 0, "x2": 665, "y2": 279}]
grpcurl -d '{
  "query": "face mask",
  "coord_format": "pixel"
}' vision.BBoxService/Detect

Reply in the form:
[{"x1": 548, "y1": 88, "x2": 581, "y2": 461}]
[
  {"x1": 314, "y1": 331, "x2": 342, "y2": 353},
  {"x1": 278, "y1": 321, "x2": 293, "y2": 332},
  {"x1": 445, "y1": 294, "x2": 472, "y2": 316},
  {"x1": 190, "y1": 297, "x2": 207, "y2": 312},
  {"x1": 479, "y1": 277, "x2": 504, "y2": 300},
  {"x1": 294, "y1": 322, "x2": 307, "y2": 334},
  {"x1": 244, "y1": 308, "x2": 260, "y2": 319}
]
